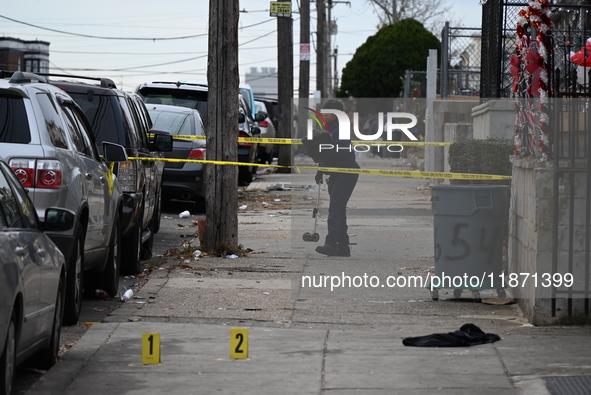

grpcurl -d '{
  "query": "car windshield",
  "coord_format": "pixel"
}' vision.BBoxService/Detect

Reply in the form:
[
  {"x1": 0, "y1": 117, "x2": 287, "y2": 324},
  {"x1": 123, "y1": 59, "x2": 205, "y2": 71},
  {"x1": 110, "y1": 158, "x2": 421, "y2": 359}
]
[
  {"x1": 148, "y1": 109, "x2": 200, "y2": 136},
  {"x1": 139, "y1": 87, "x2": 209, "y2": 125}
]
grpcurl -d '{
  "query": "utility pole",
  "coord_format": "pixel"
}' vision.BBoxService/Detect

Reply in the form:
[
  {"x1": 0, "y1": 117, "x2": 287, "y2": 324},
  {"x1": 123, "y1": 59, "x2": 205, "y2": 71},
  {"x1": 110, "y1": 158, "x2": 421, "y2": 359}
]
[
  {"x1": 277, "y1": 0, "x2": 293, "y2": 172},
  {"x1": 316, "y1": 0, "x2": 326, "y2": 97},
  {"x1": 326, "y1": 0, "x2": 332, "y2": 97},
  {"x1": 392, "y1": 0, "x2": 398, "y2": 24},
  {"x1": 298, "y1": 0, "x2": 310, "y2": 100},
  {"x1": 204, "y1": 0, "x2": 239, "y2": 252}
]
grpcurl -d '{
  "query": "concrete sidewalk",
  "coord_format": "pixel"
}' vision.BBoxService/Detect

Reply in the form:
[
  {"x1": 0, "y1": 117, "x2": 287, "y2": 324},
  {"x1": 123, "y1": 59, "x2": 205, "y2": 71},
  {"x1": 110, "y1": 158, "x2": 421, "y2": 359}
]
[{"x1": 26, "y1": 156, "x2": 591, "y2": 394}]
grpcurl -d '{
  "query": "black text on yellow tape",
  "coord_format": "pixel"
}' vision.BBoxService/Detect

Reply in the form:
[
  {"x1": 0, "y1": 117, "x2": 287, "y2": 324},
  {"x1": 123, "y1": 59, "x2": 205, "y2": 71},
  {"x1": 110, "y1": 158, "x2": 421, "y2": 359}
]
[{"x1": 128, "y1": 157, "x2": 511, "y2": 180}]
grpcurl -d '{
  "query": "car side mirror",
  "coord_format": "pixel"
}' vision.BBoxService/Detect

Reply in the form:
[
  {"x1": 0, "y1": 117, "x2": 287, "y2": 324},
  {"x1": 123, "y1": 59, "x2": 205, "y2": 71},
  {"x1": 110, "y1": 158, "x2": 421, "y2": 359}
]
[
  {"x1": 149, "y1": 132, "x2": 173, "y2": 152},
  {"x1": 238, "y1": 113, "x2": 246, "y2": 123},
  {"x1": 250, "y1": 126, "x2": 261, "y2": 135},
  {"x1": 255, "y1": 112, "x2": 266, "y2": 122},
  {"x1": 102, "y1": 142, "x2": 128, "y2": 162},
  {"x1": 42, "y1": 208, "x2": 75, "y2": 232}
]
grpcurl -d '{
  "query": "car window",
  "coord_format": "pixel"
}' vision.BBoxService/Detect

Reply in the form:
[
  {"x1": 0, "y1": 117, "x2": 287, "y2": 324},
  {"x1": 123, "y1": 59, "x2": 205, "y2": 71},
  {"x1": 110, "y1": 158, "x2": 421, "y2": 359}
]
[
  {"x1": 0, "y1": 168, "x2": 23, "y2": 228},
  {"x1": 60, "y1": 104, "x2": 92, "y2": 156},
  {"x1": 63, "y1": 103, "x2": 98, "y2": 158},
  {"x1": 148, "y1": 110, "x2": 193, "y2": 135},
  {"x1": 118, "y1": 96, "x2": 142, "y2": 149},
  {"x1": 125, "y1": 96, "x2": 150, "y2": 148},
  {"x1": 139, "y1": 87, "x2": 209, "y2": 125},
  {"x1": 36, "y1": 93, "x2": 69, "y2": 149},
  {"x1": 68, "y1": 92, "x2": 121, "y2": 147},
  {"x1": 0, "y1": 162, "x2": 37, "y2": 229},
  {"x1": 0, "y1": 94, "x2": 32, "y2": 144}
]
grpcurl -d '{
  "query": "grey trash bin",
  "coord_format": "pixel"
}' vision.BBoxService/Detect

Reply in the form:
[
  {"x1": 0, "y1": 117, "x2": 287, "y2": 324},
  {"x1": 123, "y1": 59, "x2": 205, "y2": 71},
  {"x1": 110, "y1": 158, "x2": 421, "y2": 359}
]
[{"x1": 429, "y1": 185, "x2": 509, "y2": 300}]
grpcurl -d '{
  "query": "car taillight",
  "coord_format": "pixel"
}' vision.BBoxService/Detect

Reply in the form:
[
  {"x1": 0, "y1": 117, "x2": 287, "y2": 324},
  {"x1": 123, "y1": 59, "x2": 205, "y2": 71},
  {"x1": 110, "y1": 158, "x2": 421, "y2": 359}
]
[
  {"x1": 36, "y1": 160, "x2": 62, "y2": 188},
  {"x1": 258, "y1": 120, "x2": 269, "y2": 128},
  {"x1": 188, "y1": 148, "x2": 206, "y2": 160},
  {"x1": 117, "y1": 161, "x2": 138, "y2": 192},
  {"x1": 9, "y1": 159, "x2": 62, "y2": 188},
  {"x1": 238, "y1": 131, "x2": 252, "y2": 146},
  {"x1": 10, "y1": 158, "x2": 36, "y2": 187}
]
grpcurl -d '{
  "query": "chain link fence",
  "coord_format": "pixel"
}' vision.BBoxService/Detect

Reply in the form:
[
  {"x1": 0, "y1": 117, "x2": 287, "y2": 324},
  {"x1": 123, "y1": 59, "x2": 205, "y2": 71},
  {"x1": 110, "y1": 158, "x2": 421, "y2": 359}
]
[{"x1": 441, "y1": 24, "x2": 482, "y2": 97}]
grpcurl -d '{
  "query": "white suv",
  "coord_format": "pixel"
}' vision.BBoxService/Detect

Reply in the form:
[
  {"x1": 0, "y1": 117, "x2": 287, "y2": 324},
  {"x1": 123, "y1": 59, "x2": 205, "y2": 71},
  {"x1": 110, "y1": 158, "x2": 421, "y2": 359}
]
[{"x1": 0, "y1": 71, "x2": 127, "y2": 325}]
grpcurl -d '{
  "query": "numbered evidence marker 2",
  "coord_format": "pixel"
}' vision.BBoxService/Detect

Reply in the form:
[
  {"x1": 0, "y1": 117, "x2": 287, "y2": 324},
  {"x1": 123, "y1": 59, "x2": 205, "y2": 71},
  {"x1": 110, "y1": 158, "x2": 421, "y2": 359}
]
[
  {"x1": 230, "y1": 328, "x2": 249, "y2": 359},
  {"x1": 142, "y1": 333, "x2": 161, "y2": 364}
]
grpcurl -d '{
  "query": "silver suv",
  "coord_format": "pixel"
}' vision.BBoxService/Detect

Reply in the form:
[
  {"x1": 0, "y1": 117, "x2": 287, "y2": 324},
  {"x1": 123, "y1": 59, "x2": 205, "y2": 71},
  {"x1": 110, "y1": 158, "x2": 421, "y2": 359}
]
[{"x1": 0, "y1": 71, "x2": 127, "y2": 325}]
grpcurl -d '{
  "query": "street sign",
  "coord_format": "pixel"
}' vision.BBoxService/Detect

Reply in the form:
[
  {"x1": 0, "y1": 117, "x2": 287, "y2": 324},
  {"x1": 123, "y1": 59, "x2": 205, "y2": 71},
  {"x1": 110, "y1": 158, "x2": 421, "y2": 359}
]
[
  {"x1": 300, "y1": 43, "x2": 310, "y2": 61},
  {"x1": 142, "y1": 333, "x2": 161, "y2": 364},
  {"x1": 270, "y1": 1, "x2": 292, "y2": 17},
  {"x1": 230, "y1": 328, "x2": 249, "y2": 358}
]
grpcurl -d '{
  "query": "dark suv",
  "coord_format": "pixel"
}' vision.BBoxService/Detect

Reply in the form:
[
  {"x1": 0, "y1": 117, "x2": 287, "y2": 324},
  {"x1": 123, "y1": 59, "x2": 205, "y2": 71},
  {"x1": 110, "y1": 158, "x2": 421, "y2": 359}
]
[
  {"x1": 48, "y1": 75, "x2": 172, "y2": 275},
  {"x1": 0, "y1": 71, "x2": 127, "y2": 324}
]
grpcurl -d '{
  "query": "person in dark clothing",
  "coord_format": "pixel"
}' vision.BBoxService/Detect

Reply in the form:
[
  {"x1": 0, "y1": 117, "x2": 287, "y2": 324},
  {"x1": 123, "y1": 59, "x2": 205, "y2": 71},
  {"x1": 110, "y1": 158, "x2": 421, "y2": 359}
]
[{"x1": 315, "y1": 99, "x2": 360, "y2": 257}]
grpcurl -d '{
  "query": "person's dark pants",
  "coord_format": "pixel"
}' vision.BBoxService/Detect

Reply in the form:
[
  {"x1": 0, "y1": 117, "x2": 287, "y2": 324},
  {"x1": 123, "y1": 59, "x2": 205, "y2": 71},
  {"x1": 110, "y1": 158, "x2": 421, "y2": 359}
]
[{"x1": 325, "y1": 172, "x2": 359, "y2": 248}]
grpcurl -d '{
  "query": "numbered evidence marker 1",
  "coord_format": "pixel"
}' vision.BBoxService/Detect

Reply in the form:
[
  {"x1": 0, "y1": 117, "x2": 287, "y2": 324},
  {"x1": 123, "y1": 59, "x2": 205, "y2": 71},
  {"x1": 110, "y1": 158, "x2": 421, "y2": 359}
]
[
  {"x1": 230, "y1": 328, "x2": 248, "y2": 359},
  {"x1": 142, "y1": 333, "x2": 161, "y2": 364}
]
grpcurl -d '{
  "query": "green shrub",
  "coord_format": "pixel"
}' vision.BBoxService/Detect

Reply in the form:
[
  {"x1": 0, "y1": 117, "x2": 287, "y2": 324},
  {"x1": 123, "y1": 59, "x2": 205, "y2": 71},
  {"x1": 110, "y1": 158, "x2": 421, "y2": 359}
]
[{"x1": 448, "y1": 138, "x2": 513, "y2": 185}]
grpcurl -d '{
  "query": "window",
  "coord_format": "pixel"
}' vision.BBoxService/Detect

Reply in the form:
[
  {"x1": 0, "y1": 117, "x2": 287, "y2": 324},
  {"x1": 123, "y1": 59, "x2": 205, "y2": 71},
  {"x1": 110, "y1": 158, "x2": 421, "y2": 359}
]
[
  {"x1": 0, "y1": 94, "x2": 32, "y2": 144},
  {"x1": 68, "y1": 92, "x2": 119, "y2": 148},
  {"x1": 118, "y1": 96, "x2": 141, "y2": 149},
  {"x1": 0, "y1": 168, "x2": 23, "y2": 228},
  {"x1": 60, "y1": 104, "x2": 85, "y2": 153},
  {"x1": 36, "y1": 93, "x2": 67, "y2": 149},
  {"x1": 64, "y1": 104, "x2": 97, "y2": 158},
  {"x1": 1, "y1": 163, "x2": 36, "y2": 229}
]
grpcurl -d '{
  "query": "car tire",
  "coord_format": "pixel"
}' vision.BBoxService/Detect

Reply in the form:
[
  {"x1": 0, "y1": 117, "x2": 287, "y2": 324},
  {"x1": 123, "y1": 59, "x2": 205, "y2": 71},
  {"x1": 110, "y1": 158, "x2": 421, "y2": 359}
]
[
  {"x1": 63, "y1": 225, "x2": 85, "y2": 326},
  {"x1": 121, "y1": 206, "x2": 143, "y2": 275},
  {"x1": 34, "y1": 275, "x2": 64, "y2": 370},
  {"x1": 97, "y1": 212, "x2": 121, "y2": 297},
  {"x1": 0, "y1": 311, "x2": 16, "y2": 395},
  {"x1": 238, "y1": 167, "x2": 253, "y2": 184},
  {"x1": 140, "y1": 229, "x2": 153, "y2": 261}
]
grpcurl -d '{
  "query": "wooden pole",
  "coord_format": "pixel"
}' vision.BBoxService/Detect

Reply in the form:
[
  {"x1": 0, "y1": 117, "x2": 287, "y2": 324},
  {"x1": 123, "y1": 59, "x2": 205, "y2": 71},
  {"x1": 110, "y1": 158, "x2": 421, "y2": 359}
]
[
  {"x1": 204, "y1": 0, "x2": 239, "y2": 252},
  {"x1": 277, "y1": 1, "x2": 293, "y2": 172}
]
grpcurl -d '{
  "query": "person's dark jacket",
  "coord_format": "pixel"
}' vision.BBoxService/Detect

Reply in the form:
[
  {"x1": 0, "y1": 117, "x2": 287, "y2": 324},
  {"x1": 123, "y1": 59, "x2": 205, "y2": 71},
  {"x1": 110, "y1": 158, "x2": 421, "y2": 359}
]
[{"x1": 318, "y1": 120, "x2": 359, "y2": 173}]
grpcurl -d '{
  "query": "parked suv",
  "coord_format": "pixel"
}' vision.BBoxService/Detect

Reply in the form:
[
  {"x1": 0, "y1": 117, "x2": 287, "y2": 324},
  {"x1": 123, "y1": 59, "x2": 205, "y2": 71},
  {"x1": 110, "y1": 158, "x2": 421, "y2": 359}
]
[
  {"x1": 0, "y1": 71, "x2": 127, "y2": 325},
  {"x1": 135, "y1": 80, "x2": 263, "y2": 184},
  {"x1": 47, "y1": 75, "x2": 173, "y2": 275}
]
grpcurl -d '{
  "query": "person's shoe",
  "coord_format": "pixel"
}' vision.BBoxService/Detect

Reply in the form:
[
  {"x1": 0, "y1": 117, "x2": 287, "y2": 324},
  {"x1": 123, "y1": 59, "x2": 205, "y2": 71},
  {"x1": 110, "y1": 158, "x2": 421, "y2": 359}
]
[{"x1": 315, "y1": 244, "x2": 351, "y2": 257}]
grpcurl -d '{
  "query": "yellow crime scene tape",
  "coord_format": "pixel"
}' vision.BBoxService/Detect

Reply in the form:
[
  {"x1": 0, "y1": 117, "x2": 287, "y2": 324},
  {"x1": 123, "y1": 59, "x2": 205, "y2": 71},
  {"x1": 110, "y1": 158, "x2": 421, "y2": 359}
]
[
  {"x1": 128, "y1": 156, "x2": 511, "y2": 181},
  {"x1": 151, "y1": 134, "x2": 451, "y2": 146}
]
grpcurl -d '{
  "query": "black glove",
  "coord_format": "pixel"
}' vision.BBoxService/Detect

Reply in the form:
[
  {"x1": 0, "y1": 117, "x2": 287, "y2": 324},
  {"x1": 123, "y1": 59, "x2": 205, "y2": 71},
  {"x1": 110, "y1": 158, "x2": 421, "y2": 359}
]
[{"x1": 315, "y1": 171, "x2": 323, "y2": 184}]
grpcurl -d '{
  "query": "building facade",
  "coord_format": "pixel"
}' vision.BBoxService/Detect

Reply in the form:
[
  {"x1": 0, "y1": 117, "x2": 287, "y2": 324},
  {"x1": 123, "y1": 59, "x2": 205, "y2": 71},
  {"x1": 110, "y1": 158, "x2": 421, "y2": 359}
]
[{"x1": 0, "y1": 37, "x2": 50, "y2": 73}]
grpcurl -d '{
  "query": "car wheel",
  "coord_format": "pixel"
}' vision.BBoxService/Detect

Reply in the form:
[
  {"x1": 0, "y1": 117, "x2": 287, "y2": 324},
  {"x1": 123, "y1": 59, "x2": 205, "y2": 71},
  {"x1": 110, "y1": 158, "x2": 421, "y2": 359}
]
[
  {"x1": 121, "y1": 206, "x2": 143, "y2": 275},
  {"x1": 97, "y1": 213, "x2": 121, "y2": 296},
  {"x1": 238, "y1": 167, "x2": 253, "y2": 184},
  {"x1": 63, "y1": 225, "x2": 85, "y2": 326},
  {"x1": 0, "y1": 311, "x2": 16, "y2": 395},
  {"x1": 34, "y1": 275, "x2": 64, "y2": 370},
  {"x1": 140, "y1": 229, "x2": 153, "y2": 261}
]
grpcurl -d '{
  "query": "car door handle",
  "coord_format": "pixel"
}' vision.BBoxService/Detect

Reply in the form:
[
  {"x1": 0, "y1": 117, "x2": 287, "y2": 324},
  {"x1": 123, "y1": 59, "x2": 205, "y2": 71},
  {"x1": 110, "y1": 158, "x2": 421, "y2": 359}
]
[
  {"x1": 85, "y1": 173, "x2": 92, "y2": 180},
  {"x1": 15, "y1": 246, "x2": 26, "y2": 257}
]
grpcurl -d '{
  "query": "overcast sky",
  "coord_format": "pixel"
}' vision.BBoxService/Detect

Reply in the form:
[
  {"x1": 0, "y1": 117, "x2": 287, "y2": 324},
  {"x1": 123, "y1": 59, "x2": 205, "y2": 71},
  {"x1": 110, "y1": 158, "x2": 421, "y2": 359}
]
[{"x1": 1, "y1": 0, "x2": 482, "y2": 93}]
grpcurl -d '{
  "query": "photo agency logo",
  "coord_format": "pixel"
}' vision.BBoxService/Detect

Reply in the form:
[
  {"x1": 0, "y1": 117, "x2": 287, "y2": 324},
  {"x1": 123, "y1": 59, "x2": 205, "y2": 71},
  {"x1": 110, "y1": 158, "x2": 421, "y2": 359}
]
[{"x1": 303, "y1": 107, "x2": 418, "y2": 154}]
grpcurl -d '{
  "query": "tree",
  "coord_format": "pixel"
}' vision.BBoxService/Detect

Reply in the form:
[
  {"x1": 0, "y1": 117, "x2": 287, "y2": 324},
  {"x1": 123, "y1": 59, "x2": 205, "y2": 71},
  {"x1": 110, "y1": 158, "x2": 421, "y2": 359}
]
[
  {"x1": 367, "y1": 0, "x2": 454, "y2": 33},
  {"x1": 337, "y1": 18, "x2": 441, "y2": 98},
  {"x1": 204, "y1": 0, "x2": 239, "y2": 254}
]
